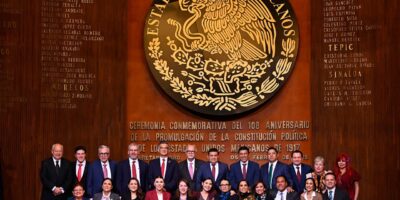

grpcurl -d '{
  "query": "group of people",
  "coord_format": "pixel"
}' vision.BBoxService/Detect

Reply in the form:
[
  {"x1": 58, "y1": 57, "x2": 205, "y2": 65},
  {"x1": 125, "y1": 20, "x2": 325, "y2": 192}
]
[{"x1": 41, "y1": 142, "x2": 360, "y2": 200}]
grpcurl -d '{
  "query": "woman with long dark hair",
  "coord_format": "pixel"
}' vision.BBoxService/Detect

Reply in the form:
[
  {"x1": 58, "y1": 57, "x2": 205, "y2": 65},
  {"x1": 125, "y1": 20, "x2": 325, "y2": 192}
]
[
  {"x1": 172, "y1": 179, "x2": 195, "y2": 200},
  {"x1": 121, "y1": 178, "x2": 144, "y2": 200}
]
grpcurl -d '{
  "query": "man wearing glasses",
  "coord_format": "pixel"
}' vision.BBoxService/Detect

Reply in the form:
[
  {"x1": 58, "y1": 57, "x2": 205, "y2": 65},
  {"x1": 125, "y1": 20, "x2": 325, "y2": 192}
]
[
  {"x1": 87, "y1": 145, "x2": 117, "y2": 198},
  {"x1": 178, "y1": 144, "x2": 204, "y2": 190}
]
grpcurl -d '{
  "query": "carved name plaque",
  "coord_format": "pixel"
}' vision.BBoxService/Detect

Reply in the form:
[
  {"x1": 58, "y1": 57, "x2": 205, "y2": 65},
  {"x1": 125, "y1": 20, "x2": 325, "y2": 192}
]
[
  {"x1": 321, "y1": 0, "x2": 376, "y2": 107},
  {"x1": 40, "y1": 0, "x2": 103, "y2": 109}
]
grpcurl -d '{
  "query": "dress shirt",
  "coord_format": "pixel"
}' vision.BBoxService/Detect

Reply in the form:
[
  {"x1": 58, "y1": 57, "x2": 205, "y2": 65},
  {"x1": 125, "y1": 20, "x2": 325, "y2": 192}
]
[
  {"x1": 157, "y1": 192, "x2": 163, "y2": 200},
  {"x1": 327, "y1": 187, "x2": 336, "y2": 200},
  {"x1": 130, "y1": 158, "x2": 141, "y2": 183},
  {"x1": 269, "y1": 160, "x2": 278, "y2": 174},
  {"x1": 76, "y1": 160, "x2": 86, "y2": 177},
  {"x1": 274, "y1": 189, "x2": 288, "y2": 200},
  {"x1": 240, "y1": 161, "x2": 248, "y2": 174},
  {"x1": 302, "y1": 191, "x2": 317, "y2": 200},
  {"x1": 210, "y1": 162, "x2": 219, "y2": 181},
  {"x1": 102, "y1": 161, "x2": 112, "y2": 179},
  {"x1": 53, "y1": 157, "x2": 61, "y2": 167},
  {"x1": 160, "y1": 157, "x2": 168, "y2": 177},
  {"x1": 293, "y1": 164, "x2": 302, "y2": 173}
]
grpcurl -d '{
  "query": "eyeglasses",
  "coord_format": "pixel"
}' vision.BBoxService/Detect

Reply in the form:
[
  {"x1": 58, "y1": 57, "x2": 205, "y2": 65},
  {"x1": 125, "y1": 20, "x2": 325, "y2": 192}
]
[
  {"x1": 186, "y1": 151, "x2": 195, "y2": 153},
  {"x1": 220, "y1": 184, "x2": 230, "y2": 186},
  {"x1": 99, "y1": 153, "x2": 110, "y2": 156}
]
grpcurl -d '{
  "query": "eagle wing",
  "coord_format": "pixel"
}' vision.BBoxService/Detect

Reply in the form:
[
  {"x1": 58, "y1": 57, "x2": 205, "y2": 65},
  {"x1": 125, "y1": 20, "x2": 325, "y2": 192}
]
[{"x1": 202, "y1": 0, "x2": 276, "y2": 60}]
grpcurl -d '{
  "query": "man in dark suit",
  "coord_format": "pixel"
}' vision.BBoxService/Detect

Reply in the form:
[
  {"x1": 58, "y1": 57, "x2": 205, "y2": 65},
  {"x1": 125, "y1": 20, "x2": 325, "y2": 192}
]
[
  {"x1": 148, "y1": 141, "x2": 180, "y2": 193},
  {"x1": 116, "y1": 143, "x2": 149, "y2": 195},
  {"x1": 196, "y1": 148, "x2": 229, "y2": 192},
  {"x1": 260, "y1": 147, "x2": 293, "y2": 191},
  {"x1": 87, "y1": 145, "x2": 117, "y2": 198},
  {"x1": 268, "y1": 175, "x2": 299, "y2": 200},
  {"x1": 178, "y1": 144, "x2": 204, "y2": 190},
  {"x1": 229, "y1": 146, "x2": 260, "y2": 190},
  {"x1": 289, "y1": 150, "x2": 313, "y2": 193},
  {"x1": 40, "y1": 143, "x2": 72, "y2": 200},
  {"x1": 323, "y1": 173, "x2": 350, "y2": 200},
  {"x1": 70, "y1": 146, "x2": 90, "y2": 198}
]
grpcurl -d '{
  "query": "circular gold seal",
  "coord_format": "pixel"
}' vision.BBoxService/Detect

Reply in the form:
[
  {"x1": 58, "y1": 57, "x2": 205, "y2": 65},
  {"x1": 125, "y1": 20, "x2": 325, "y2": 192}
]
[{"x1": 144, "y1": 0, "x2": 299, "y2": 116}]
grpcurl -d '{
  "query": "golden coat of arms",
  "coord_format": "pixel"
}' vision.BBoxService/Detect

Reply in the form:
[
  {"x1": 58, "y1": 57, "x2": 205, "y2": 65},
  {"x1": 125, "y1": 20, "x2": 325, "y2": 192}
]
[{"x1": 144, "y1": 0, "x2": 299, "y2": 116}]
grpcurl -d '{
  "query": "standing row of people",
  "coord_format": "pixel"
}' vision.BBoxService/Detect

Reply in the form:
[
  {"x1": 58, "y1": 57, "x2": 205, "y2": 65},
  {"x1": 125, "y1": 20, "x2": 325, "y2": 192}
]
[{"x1": 40, "y1": 142, "x2": 360, "y2": 200}]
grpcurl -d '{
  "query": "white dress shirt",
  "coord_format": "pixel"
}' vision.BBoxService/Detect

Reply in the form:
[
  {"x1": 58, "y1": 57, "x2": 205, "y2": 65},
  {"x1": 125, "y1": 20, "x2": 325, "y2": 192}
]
[
  {"x1": 130, "y1": 158, "x2": 141, "y2": 183},
  {"x1": 210, "y1": 162, "x2": 219, "y2": 181},
  {"x1": 75, "y1": 160, "x2": 86, "y2": 177},
  {"x1": 274, "y1": 189, "x2": 288, "y2": 200},
  {"x1": 159, "y1": 157, "x2": 168, "y2": 177}
]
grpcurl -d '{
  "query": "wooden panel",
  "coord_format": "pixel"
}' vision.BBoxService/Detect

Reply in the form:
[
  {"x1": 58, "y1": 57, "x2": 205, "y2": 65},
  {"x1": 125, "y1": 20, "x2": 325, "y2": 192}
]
[
  {"x1": 0, "y1": 0, "x2": 126, "y2": 199},
  {"x1": 311, "y1": 0, "x2": 400, "y2": 199}
]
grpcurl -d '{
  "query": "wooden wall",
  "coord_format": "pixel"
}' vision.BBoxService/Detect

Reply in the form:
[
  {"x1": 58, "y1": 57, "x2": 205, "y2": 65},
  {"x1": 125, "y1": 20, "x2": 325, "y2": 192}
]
[
  {"x1": 0, "y1": 0, "x2": 127, "y2": 199},
  {"x1": 311, "y1": 0, "x2": 400, "y2": 199}
]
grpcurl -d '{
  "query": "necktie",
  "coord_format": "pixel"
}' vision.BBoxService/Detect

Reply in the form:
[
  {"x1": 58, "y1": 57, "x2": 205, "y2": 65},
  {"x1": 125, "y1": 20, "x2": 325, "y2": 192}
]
[
  {"x1": 161, "y1": 159, "x2": 166, "y2": 178},
  {"x1": 280, "y1": 192, "x2": 283, "y2": 200},
  {"x1": 55, "y1": 160, "x2": 60, "y2": 175},
  {"x1": 328, "y1": 190, "x2": 333, "y2": 200},
  {"x1": 189, "y1": 162, "x2": 194, "y2": 180},
  {"x1": 242, "y1": 163, "x2": 247, "y2": 179},
  {"x1": 77, "y1": 163, "x2": 83, "y2": 181},
  {"x1": 211, "y1": 163, "x2": 216, "y2": 181},
  {"x1": 103, "y1": 163, "x2": 108, "y2": 178},
  {"x1": 296, "y1": 166, "x2": 301, "y2": 183},
  {"x1": 132, "y1": 160, "x2": 137, "y2": 178},
  {"x1": 268, "y1": 163, "x2": 273, "y2": 189}
]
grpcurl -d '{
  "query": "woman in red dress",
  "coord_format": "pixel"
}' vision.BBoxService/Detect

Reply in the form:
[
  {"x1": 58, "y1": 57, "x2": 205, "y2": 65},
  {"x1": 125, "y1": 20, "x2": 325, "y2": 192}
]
[{"x1": 333, "y1": 153, "x2": 361, "y2": 200}]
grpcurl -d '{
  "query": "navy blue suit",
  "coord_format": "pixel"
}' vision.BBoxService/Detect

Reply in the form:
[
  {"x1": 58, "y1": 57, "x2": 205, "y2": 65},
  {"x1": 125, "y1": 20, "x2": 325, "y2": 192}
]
[
  {"x1": 260, "y1": 161, "x2": 292, "y2": 191},
  {"x1": 288, "y1": 163, "x2": 313, "y2": 193},
  {"x1": 229, "y1": 161, "x2": 260, "y2": 190},
  {"x1": 195, "y1": 162, "x2": 229, "y2": 192},
  {"x1": 116, "y1": 159, "x2": 149, "y2": 195},
  {"x1": 87, "y1": 159, "x2": 117, "y2": 198},
  {"x1": 148, "y1": 157, "x2": 180, "y2": 193}
]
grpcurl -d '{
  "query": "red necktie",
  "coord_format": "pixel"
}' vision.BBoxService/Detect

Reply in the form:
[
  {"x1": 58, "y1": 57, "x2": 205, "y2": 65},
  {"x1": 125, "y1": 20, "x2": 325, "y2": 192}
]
[
  {"x1": 242, "y1": 163, "x2": 247, "y2": 179},
  {"x1": 211, "y1": 163, "x2": 216, "y2": 181},
  {"x1": 132, "y1": 160, "x2": 137, "y2": 178},
  {"x1": 77, "y1": 163, "x2": 83, "y2": 182},
  {"x1": 296, "y1": 166, "x2": 301, "y2": 183},
  {"x1": 161, "y1": 159, "x2": 166, "y2": 178}
]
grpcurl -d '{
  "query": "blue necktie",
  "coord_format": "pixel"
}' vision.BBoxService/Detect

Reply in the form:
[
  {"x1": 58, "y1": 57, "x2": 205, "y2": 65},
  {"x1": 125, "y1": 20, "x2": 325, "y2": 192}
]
[{"x1": 328, "y1": 190, "x2": 333, "y2": 200}]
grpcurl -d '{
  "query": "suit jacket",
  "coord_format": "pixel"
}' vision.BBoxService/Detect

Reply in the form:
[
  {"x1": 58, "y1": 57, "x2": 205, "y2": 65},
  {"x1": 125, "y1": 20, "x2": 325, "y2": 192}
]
[
  {"x1": 148, "y1": 157, "x2": 180, "y2": 193},
  {"x1": 195, "y1": 162, "x2": 229, "y2": 192},
  {"x1": 269, "y1": 190, "x2": 299, "y2": 200},
  {"x1": 260, "y1": 161, "x2": 293, "y2": 191},
  {"x1": 178, "y1": 159, "x2": 205, "y2": 190},
  {"x1": 117, "y1": 158, "x2": 149, "y2": 195},
  {"x1": 70, "y1": 161, "x2": 90, "y2": 197},
  {"x1": 228, "y1": 160, "x2": 260, "y2": 190},
  {"x1": 322, "y1": 187, "x2": 350, "y2": 200},
  {"x1": 87, "y1": 159, "x2": 117, "y2": 198},
  {"x1": 40, "y1": 157, "x2": 72, "y2": 200},
  {"x1": 93, "y1": 192, "x2": 120, "y2": 200},
  {"x1": 289, "y1": 163, "x2": 313, "y2": 193},
  {"x1": 145, "y1": 189, "x2": 171, "y2": 200}
]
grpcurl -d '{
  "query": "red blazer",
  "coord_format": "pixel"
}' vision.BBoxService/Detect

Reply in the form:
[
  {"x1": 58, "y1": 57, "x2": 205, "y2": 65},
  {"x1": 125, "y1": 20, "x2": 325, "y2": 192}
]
[{"x1": 145, "y1": 189, "x2": 171, "y2": 200}]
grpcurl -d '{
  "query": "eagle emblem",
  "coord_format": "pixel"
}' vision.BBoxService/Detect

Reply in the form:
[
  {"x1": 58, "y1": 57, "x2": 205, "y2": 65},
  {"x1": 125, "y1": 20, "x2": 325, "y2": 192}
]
[{"x1": 144, "y1": 0, "x2": 299, "y2": 116}]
